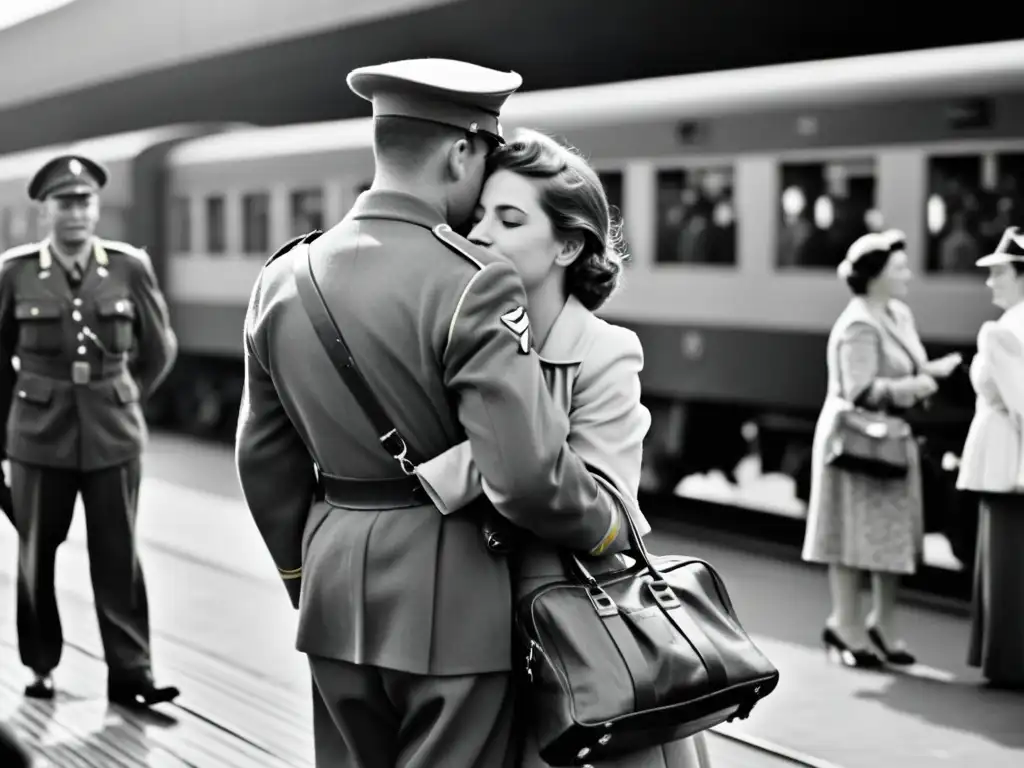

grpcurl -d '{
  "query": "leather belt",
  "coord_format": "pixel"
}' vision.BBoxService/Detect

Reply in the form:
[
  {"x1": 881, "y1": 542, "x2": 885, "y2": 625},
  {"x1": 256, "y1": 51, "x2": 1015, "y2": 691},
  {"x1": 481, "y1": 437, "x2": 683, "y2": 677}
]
[
  {"x1": 17, "y1": 355, "x2": 127, "y2": 383},
  {"x1": 318, "y1": 472, "x2": 425, "y2": 511}
]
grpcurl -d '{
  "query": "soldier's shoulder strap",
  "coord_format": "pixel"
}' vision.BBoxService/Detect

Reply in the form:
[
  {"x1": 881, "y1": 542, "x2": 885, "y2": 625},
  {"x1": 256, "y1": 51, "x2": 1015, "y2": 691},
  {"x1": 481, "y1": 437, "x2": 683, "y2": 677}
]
[
  {"x1": 431, "y1": 224, "x2": 503, "y2": 271},
  {"x1": 266, "y1": 230, "x2": 323, "y2": 267},
  {"x1": 0, "y1": 242, "x2": 42, "y2": 265},
  {"x1": 97, "y1": 239, "x2": 155, "y2": 275},
  {"x1": 98, "y1": 238, "x2": 148, "y2": 260}
]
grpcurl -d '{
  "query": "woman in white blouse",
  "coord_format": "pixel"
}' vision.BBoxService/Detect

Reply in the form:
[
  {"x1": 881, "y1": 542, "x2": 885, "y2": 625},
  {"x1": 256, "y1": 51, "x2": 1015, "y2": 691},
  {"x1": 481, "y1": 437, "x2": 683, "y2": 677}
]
[{"x1": 957, "y1": 226, "x2": 1024, "y2": 690}]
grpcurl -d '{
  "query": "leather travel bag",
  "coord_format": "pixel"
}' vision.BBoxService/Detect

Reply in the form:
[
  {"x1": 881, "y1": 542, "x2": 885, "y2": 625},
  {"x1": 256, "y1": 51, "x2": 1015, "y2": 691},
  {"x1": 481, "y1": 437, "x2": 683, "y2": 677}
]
[{"x1": 517, "y1": 482, "x2": 779, "y2": 766}]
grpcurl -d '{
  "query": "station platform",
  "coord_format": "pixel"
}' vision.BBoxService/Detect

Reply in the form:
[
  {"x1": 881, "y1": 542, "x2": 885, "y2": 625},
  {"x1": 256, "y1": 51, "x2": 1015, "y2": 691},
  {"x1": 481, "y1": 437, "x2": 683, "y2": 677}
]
[{"x1": 0, "y1": 432, "x2": 1021, "y2": 767}]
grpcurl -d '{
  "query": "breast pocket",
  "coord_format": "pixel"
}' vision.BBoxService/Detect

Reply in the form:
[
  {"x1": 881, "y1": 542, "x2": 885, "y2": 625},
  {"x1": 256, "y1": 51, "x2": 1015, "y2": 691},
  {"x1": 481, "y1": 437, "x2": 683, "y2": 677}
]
[
  {"x1": 15, "y1": 300, "x2": 64, "y2": 355},
  {"x1": 96, "y1": 298, "x2": 136, "y2": 353}
]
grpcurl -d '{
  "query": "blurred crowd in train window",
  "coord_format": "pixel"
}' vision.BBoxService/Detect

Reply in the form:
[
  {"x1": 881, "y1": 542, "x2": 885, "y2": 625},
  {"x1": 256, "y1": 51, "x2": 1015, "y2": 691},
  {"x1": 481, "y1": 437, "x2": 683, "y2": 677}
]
[
  {"x1": 655, "y1": 168, "x2": 736, "y2": 264},
  {"x1": 925, "y1": 154, "x2": 1024, "y2": 273},
  {"x1": 777, "y1": 160, "x2": 878, "y2": 270}
]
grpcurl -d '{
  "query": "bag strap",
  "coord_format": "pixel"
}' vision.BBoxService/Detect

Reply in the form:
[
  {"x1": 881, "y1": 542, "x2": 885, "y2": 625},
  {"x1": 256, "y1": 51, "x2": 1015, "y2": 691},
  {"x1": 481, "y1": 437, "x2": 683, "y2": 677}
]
[{"x1": 289, "y1": 235, "x2": 422, "y2": 475}]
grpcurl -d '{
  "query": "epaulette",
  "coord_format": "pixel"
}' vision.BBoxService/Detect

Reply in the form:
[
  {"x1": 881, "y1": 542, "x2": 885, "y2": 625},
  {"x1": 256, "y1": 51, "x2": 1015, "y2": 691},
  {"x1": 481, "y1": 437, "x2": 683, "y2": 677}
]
[
  {"x1": 0, "y1": 242, "x2": 42, "y2": 264},
  {"x1": 265, "y1": 230, "x2": 323, "y2": 267},
  {"x1": 431, "y1": 224, "x2": 494, "y2": 270},
  {"x1": 99, "y1": 238, "x2": 148, "y2": 261}
]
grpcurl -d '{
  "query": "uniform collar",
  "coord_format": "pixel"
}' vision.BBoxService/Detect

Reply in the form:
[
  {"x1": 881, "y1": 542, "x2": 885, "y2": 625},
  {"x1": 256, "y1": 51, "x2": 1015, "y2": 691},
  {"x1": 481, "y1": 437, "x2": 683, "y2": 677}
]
[
  {"x1": 349, "y1": 190, "x2": 447, "y2": 230},
  {"x1": 536, "y1": 295, "x2": 591, "y2": 365},
  {"x1": 39, "y1": 237, "x2": 109, "y2": 272}
]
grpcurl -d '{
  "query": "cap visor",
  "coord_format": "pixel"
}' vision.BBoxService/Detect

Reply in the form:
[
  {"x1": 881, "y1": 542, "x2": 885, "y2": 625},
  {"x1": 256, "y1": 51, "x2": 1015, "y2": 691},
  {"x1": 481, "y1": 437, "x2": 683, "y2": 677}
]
[
  {"x1": 975, "y1": 253, "x2": 1022, "y2": 267},
  {"x1": 48, "y1": 183, "x2": 96, "y2": 197}
]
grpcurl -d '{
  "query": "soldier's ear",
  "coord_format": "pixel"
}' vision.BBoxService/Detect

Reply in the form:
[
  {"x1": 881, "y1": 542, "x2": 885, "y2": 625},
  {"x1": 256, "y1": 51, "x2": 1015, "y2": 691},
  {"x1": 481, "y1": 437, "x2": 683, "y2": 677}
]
[{"x1": 445, "y1": 137, "x2": 474, "y2": 182}]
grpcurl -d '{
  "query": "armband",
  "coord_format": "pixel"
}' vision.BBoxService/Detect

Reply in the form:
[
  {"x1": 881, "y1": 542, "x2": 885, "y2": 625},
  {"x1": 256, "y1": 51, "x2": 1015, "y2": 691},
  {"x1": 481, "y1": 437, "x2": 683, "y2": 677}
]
[{"x1": 588, "y1": 508, "x2": 621, "y2": 557}]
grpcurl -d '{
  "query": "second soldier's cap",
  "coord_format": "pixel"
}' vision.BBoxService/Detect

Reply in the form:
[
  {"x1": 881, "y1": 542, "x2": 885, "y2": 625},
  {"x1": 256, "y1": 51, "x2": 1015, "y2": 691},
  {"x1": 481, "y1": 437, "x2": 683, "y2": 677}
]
[
  {"x1": 28, "y1": 154, "x2": 108, "y2": 202},
  {"x1": 976, "y1": 226, "x2": 1024, "y2": 268},
  {"x1": 347, "y1": 58, "x2": 523, "y2": 146}
]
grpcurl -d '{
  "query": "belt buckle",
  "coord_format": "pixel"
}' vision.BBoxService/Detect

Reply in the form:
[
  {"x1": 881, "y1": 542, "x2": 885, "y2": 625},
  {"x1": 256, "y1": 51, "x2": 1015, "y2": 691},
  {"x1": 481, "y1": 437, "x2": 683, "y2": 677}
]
[{"x1": 71, "y1": 361, "x2": 91, "y2": 385}]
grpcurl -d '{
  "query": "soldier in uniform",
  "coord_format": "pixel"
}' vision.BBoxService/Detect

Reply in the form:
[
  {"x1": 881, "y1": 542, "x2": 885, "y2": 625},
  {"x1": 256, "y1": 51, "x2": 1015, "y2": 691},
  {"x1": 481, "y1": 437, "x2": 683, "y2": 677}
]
[
  {"x1": 236, "y1": 59, "x2": 627, "y2": 767},
  {"x1": 0, "y1": 155, "x2": 180, "y2": 707}
]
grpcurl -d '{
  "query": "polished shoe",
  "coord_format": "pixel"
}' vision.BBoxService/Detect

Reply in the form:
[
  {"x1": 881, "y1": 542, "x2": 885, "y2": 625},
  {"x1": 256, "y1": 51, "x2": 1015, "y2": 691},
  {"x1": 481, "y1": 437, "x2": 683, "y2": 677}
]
[
  {"x1": 24, "y1": 673, "x2": 55, "y2": 700},
  {"x1": 866, "y1": 626, "x2": 916, "y2": 666},
  {"x1": 822, "y1": 627, "x2": 884, "y2": 669},
  {"x1": 107, "y1": 678, "x2": 180, "y2": 709}
]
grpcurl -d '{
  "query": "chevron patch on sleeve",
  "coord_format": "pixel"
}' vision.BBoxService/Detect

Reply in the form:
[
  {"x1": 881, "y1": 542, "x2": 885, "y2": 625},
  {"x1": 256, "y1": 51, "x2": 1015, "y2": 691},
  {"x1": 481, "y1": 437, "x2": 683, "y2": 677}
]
[{"x1": 500, "y1": 305, "x2": 531, "y2": 355}]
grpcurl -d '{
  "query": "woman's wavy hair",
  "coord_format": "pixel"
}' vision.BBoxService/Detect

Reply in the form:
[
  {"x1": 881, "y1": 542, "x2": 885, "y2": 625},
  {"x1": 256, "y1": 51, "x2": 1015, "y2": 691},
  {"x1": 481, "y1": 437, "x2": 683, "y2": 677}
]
[{"x1": 485, "y1": 128, "x2": 628, "y2": 310}]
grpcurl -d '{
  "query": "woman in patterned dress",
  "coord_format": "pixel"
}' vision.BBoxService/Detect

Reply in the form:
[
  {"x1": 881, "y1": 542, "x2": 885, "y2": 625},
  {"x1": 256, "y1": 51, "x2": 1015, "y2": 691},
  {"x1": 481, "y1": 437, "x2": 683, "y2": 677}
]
[{"x1": 802, "y1": 230, "x2": 963, "y2": 668}]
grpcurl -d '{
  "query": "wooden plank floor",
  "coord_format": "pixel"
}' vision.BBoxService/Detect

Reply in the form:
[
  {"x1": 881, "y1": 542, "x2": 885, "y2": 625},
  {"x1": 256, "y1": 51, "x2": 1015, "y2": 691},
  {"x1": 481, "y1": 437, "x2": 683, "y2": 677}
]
[{"x1": 0, "y1": 449, "x2": 828, "y2": 768}]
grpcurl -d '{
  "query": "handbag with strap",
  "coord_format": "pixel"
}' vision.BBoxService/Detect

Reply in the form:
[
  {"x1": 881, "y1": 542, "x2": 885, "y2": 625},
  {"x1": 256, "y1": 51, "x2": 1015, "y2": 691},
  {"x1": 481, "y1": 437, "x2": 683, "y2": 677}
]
[
  {"x1": 517, "y1": 475, "x2": 779, "y2": 766},
  {"x1": 824, "y1": 318, "x2": 922, "y2": 480},
  {"x1": 825, "y1": 408, "x2": 913, "y2": 479}
]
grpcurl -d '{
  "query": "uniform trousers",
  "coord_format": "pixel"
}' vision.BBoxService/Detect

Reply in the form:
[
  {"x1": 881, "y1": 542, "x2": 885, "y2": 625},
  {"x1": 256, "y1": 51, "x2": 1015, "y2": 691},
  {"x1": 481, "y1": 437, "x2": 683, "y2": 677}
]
[
  {"x1": 11, "y1": 458, "x2": 152, "y2": 680},
  {"x1": 309, "y1": 654, "x2": 516, "y2": 768}
]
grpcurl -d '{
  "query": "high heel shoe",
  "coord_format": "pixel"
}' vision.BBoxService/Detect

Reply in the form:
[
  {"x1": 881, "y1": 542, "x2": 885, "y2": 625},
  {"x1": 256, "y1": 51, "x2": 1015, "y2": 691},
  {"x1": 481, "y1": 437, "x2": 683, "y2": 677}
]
[
  {"x1": 866, "y1": 626, "x2": 916, "y2": 666},
  {"x1": 822, "y1": 627, "x2": 884, "y2": 669}
]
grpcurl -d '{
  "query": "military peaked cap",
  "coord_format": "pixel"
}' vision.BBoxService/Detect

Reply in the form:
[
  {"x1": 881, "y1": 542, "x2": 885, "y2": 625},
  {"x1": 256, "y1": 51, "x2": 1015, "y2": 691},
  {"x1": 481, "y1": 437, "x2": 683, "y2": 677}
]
[
  {"x1": 28, "y1": 154, "x2": 108, "y2": 201},
  {"x1": 977, "y1": 226, "x2": 1024, "y2": 267},
  {"x1": 347, "y1": 58, "x2": 522, "y2": 146}
]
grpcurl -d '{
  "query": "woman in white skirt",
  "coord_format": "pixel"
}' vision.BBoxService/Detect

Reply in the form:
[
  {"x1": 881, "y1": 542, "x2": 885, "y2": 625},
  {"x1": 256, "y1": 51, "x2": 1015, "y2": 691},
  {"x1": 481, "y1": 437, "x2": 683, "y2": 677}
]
[{"x1": 802, "y1": 231, "x2": 962, "y2": 668}]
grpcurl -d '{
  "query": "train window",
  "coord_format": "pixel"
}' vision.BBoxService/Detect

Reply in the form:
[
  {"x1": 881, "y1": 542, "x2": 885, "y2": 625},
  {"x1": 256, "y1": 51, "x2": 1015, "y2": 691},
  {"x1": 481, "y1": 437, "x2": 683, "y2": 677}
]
[
  {"x1": 168, "y1": 196, "x2": 191, "y2": 253},
  {"x1": 655, "y1": 167, "x2": 736, "y2": 264},
  {"x1": 776, "y1": 159, "x2": 878, "y2": 270},
  {"x1": 205, "y1": 195, "x2": 225, "y2": 254},
  {"x1": 242, "y1": 192, "x2": 270, "y2": 255},
  {"x1": 925, "y1": 153, "x2": 1024, "y2": 273},
  {"x1": 290, "y1": 188, "x2": 324, "y2": 237},
  {"x1": 598, "y1": 171, "x2": 631, "y2": 261}
]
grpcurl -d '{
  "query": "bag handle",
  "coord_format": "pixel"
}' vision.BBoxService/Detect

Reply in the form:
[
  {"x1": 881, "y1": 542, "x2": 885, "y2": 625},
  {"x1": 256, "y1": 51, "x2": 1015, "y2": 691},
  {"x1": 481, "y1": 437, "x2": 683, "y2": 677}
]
[
  {"x1": 561, "y1": 471, "x2": 671, "y2": 593},
  {"x1": 290, "y1": 235, "x2": 423, "y2": 476}
]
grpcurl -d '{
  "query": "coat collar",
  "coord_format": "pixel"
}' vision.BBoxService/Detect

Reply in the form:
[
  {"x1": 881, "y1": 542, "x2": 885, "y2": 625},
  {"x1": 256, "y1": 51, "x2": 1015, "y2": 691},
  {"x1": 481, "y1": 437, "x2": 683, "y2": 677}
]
[
  {"x1": 349, "y1": 190, "x2": 447, "y2": 230},
  {"x1": 1002, "y1": 299, "x2": 1024, "y2": 332},
  {"x1": 535, "y1": 295, "x2": 592, "y2": 365}
]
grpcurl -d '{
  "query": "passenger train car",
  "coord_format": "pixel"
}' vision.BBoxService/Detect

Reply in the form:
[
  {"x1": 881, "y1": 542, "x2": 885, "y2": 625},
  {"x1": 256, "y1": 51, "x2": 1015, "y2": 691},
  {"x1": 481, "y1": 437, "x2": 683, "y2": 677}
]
[{"x1": 3, "y1": 40, "x2": 1024, "y2": 572}]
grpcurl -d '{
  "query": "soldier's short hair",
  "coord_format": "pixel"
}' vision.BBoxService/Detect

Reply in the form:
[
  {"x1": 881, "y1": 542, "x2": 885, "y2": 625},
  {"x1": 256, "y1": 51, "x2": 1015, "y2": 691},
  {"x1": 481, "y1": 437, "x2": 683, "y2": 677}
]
[{"x1": 372, "y1": 116, "x2": 484, "y2": 173}]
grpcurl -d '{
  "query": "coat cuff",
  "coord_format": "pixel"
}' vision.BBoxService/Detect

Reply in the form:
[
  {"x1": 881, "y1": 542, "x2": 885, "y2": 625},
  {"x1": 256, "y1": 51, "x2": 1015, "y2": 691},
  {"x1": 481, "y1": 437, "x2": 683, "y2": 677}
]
[{"x1": 414, "y1": 440, "x2": 483, "y2": 515}]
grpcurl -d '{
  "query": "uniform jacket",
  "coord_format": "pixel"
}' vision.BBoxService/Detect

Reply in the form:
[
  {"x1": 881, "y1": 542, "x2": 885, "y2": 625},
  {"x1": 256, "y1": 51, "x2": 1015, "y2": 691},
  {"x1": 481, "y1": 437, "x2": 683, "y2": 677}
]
[
  {"x1": 0, "y1": 238, "x2": 177, "y2": 471},
  {"x1": 414, "y1": 293, "x2": 654, "y2": 565},
  {"x1": 235, "y1": 190, "x2": 621, "y2": 676},
  {"x1": 957, "y1": 301, "x2": 1024, "y2": 493}
]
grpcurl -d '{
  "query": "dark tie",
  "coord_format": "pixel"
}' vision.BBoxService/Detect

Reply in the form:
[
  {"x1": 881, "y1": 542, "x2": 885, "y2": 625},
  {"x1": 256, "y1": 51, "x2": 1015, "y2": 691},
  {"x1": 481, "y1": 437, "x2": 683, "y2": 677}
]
[{"x1": 69, "y1": 262, "x2": 83, "y2": 285}]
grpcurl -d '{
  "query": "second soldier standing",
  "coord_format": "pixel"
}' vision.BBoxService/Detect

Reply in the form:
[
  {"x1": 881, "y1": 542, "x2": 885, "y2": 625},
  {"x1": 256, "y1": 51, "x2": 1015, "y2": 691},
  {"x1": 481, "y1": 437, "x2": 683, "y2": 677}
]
[{"x1": 0, "y1": 155, "x2": 180, "y2": 707}]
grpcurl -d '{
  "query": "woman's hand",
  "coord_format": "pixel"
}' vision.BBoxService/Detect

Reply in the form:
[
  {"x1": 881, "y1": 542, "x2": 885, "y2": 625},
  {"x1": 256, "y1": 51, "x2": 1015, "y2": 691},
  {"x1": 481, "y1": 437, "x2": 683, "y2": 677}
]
[
  {"x1": 926, "y1": 352, "x2": 963, "y2": 379},
  {"x1": 909, "y1": 373, "x2": 939, "y2": 400}
]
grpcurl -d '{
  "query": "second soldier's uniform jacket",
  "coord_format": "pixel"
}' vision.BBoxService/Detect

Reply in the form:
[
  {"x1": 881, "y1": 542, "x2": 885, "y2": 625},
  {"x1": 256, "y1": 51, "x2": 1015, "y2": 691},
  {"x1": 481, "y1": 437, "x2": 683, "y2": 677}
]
[
  {"x1": 0, "y1": 238, "x2": 177, "y2": 471},
  {"x1": 236, "y1": 190, "x2": 622, "y2": 677}
]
